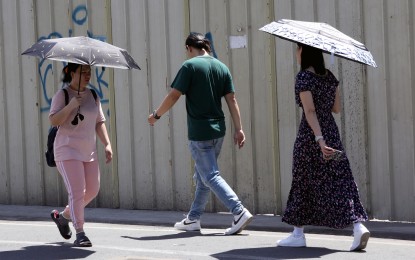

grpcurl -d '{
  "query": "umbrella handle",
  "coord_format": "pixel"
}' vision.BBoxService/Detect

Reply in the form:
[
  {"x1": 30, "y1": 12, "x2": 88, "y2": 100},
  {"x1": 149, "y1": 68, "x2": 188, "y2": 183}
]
[
  {"x1": 330, "y1": 46, "x2": 335, "y2": 65},
  {"x1": 78, "y1": 65, "x2": 82, "y2": 95}
]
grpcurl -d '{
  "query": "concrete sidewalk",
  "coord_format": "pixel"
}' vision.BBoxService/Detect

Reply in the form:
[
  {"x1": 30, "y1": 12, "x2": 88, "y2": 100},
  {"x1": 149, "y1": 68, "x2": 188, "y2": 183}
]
[{"x1": 0, "y1": 204, "x2": 414, "y2": 241}]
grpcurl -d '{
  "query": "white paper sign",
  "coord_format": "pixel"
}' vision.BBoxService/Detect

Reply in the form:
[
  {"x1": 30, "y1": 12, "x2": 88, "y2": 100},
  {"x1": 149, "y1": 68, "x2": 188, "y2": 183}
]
[{"x1": 229, "y1": 35, "x2": 247, "y2": 49}]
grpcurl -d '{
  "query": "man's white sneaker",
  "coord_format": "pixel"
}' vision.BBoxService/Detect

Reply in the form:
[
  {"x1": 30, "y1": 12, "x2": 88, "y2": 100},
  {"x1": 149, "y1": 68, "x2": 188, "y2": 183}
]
[
  {"x1": 224, "y1": 208, "x2": 253, "y2": 235},
  {"x1": 350, "y1": 225, "x2": 370, "y2": 251},
  {"x1": 174, "y1": 217, "x2": 201, "y2": 231},
  {"x1": 276, "y1": 234, "x2": 306, "y2": 247}
]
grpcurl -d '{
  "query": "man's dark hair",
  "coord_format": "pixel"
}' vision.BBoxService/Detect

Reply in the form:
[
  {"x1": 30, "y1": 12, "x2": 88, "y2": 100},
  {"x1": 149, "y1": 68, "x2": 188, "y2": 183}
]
[{"x1": 185, "y1": 32, "x2": 212, "y2": 53}]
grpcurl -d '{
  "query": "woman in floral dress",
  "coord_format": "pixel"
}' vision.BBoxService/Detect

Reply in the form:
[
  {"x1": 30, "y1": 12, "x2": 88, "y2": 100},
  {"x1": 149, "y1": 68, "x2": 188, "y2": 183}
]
[{"x1": 277, "y1": 43, "x2": 370, "y2": 251}]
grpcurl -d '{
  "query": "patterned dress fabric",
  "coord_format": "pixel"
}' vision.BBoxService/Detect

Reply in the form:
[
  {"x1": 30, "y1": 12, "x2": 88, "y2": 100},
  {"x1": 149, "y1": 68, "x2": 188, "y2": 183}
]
[{"x1": 282, "y1": 69, "x2": 368, "y2": 229}]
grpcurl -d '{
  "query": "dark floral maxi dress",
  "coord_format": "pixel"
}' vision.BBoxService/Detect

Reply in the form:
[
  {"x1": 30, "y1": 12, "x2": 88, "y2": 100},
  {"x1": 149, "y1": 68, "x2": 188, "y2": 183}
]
[{"x1": 281, "y1": 69, "x2": 368, "y2": 229}]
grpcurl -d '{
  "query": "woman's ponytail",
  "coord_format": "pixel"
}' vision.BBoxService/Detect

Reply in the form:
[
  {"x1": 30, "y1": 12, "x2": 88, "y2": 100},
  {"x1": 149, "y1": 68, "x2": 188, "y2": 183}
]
[{"x1": 61, "y1": 63, "x2": 81, "y2": 83}]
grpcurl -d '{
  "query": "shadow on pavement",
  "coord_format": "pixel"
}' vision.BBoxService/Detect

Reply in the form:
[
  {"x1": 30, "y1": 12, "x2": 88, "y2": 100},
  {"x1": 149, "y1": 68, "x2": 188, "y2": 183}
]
[
  {"x1": 211, "y1": 246, "x2": 353, "y2": 259},
  {"x1": 0, "y1": 243, "x2": 95, "y2": 260},
  {"x1": 121, "y1": 231, "x2": 224, "y2": 241}
]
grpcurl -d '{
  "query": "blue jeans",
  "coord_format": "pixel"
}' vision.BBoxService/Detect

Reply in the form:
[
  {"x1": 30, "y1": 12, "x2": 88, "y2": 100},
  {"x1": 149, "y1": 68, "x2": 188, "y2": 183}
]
[{"x1": 187, "y1": 137, "x2": 243, "y2": 220}]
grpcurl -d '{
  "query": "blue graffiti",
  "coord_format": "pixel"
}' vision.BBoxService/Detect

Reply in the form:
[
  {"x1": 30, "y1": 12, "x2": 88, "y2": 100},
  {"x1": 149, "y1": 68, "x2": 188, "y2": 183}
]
[
  {"x1": 87, "y1": 31, "x2": 107, "y2": 42},
  {"x1": 95, "y1": 67, "x2": 108, "y2": 97},
  {"x1": 38, "y1": 4, "x2": 109, "y2": 113},
  {"x1": 39, "y1": 60, "x2": 54, "y2": 112},
  {"x1": 89, "y1": 67, "x2": 109, "y2": 105},
  {"x1": 205, "y1": 32, "x2": 217, "y2": 58},
  {"x1": 72, "y1": 5, "x2": 88, "y2": 25},
  {"x1": 39, "y1": 32, "x2": 64, "y2": 41}
]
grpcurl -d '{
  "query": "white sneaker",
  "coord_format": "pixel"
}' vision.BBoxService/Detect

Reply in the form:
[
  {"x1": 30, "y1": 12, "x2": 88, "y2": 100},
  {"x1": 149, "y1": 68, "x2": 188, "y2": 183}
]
[
  {"x1": 224, "y1": 208, "x2": 253, "y2": 235},
  {"x1": 350, "y1": 225, "x2": 370, "y2": 251},
  {"x1": 276, "y1": 234, "x2": 306, "y2": 247},
  {"x1": 174, "y1": 217, "x2": 201, "y2": 231}
]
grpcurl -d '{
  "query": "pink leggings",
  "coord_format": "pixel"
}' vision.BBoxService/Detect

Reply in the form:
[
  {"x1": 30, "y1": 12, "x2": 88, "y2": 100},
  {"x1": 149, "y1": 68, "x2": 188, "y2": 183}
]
[{"x1": 56, "y1": 160, "x2": 100, "y2": 230}]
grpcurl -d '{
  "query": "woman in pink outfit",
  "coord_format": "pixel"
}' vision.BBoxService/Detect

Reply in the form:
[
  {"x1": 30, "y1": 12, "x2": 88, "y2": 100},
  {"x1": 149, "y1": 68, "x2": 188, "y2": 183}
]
[{"x1": 49, "y1": 63, "x2": 113, "y2": 247}]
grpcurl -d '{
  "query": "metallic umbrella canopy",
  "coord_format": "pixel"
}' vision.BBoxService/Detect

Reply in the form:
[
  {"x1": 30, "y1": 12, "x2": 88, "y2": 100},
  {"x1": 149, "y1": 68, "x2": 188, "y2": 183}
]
[
  {"x1": 259, "y1": 19, "x2": 377, "y2": 67},
  {"x1": 22, "y1": 36, "x2": 140, "y2": 70}
]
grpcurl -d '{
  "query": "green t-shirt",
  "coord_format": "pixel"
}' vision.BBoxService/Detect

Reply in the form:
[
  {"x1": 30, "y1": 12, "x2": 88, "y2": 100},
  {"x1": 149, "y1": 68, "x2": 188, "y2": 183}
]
[{"x1": 171, "y1": 55, "x2": 234, "y2": 141}]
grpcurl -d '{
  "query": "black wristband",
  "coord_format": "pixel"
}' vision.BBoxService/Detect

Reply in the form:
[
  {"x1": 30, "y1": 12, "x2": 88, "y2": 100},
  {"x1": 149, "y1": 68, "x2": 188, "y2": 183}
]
[{"x1": 152, "y1": 110, "x2": 161, "y2": 119}]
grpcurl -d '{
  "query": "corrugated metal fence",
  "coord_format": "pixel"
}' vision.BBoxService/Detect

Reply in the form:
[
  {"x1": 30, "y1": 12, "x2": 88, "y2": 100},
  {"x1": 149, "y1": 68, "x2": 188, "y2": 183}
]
[{"x1": 0, "y1": 0, "x2": 413, "y2": 222}]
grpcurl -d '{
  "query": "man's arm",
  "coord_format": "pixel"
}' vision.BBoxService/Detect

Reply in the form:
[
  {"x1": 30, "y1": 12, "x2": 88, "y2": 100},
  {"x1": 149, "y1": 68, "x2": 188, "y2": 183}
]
[
  {"x1": 148, "y1": 88, "x2": 182, "y2": 126},
  {"x1": 224, "y1": 92, "x2": 245, "y2": 149}
]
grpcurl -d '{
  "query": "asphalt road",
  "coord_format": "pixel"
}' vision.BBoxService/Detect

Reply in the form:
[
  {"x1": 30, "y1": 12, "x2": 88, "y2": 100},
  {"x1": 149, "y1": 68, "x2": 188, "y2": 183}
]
[{"x1": 1, "y1": 220, "x2": 414, "y2": 260}]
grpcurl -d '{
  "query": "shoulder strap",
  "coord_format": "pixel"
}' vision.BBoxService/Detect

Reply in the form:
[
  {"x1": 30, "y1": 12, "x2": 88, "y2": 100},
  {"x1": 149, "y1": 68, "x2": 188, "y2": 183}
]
[
  {"x1": 61, "y1": 88, "x2": 96, "y2": 104},
  {"x1": 62, "y1": 88, "x2": 69, "y2": 105},
  {"x1": 89, "y1": 89, "x2": 97, "y2": 101}
]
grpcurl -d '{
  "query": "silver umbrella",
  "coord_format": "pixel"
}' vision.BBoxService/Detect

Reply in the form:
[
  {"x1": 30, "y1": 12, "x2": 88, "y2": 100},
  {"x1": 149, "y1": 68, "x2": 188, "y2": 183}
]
[
  {"x1": 22, "y1": 36, "x2": 140, "y2": 70},
  {"x1": 22, "y1": 36, "x2": 140, "y2": 125},
  {"x1": 259, "y1": 19, "x2": 377, "y2": 67}
]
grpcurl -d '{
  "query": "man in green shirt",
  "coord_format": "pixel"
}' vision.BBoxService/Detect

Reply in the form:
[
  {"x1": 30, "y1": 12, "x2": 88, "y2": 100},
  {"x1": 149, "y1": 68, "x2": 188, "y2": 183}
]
[{"x1": 148, "y1": 32, "x2": 252, "y2": 235}]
